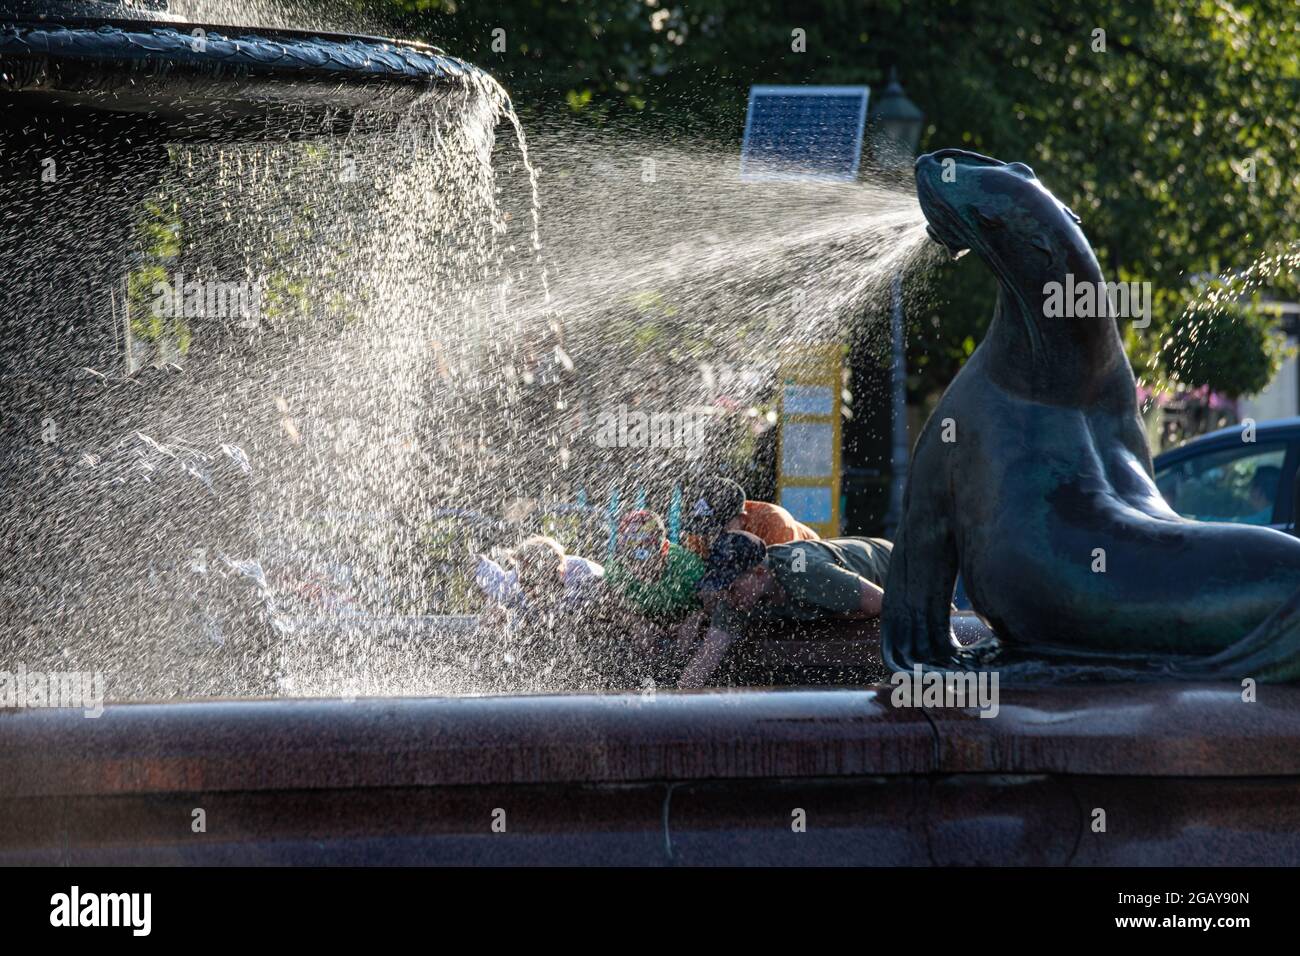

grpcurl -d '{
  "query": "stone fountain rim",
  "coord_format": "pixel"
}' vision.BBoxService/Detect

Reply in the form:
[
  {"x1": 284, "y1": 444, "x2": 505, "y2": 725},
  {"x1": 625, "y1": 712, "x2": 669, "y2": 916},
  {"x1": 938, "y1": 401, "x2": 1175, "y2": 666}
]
[
  {"x1": 0, "y1": 14, "x2": 497, "y2": 139},
  {"x1": 0, "y1": 12, "x2": 453, "y2": 57},
  {"x1": 0, "y1": 15, "x2": 479, "y2": 85}
]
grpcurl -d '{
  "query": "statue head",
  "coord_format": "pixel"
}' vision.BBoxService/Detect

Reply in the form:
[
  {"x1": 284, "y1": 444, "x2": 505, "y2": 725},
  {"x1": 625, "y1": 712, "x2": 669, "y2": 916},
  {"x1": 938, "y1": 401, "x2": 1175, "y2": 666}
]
[{"x1": 914, "y1": 148, "x2": 1098, "y2": 291}]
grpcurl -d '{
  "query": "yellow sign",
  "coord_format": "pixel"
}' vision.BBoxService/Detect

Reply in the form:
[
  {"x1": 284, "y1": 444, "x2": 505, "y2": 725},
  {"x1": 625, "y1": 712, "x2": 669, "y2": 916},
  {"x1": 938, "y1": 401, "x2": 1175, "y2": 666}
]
[{"x1": 776, "y1": 344, "x2": 842, "y2": 537}]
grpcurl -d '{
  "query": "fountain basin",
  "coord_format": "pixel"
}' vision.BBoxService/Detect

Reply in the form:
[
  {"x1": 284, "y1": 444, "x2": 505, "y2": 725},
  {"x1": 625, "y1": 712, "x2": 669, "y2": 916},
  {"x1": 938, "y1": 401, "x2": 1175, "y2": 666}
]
[
  {"x1": 3, "y1": 684, "x2": 1300, "y2": 865},
  {"x1": 0, "y1": 13, "x2": 485, "y2": 140}
]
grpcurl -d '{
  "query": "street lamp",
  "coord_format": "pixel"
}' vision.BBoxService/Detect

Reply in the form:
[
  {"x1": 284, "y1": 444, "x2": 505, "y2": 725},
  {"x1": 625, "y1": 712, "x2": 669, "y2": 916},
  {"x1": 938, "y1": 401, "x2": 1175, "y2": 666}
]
[
  {"x1": 870, "y1": 67, "x2": 925, "y2": 168},
  {"x1": 870, "y1": 68, "x2": 924, "y2": 539}
]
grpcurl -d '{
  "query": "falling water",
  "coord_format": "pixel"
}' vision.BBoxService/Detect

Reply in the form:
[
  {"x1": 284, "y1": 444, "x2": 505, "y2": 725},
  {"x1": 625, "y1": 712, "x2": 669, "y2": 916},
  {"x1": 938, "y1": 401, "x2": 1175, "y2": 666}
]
[
  {"x1": 1138, "y1": 242, "x2": 1300, "y2": 440},
  {"x1": 165, "y1": 0, "x2": 383, "y2": 31},
  {"x1": 0, "y1": 5, "x2": 939, "y2": 700}
]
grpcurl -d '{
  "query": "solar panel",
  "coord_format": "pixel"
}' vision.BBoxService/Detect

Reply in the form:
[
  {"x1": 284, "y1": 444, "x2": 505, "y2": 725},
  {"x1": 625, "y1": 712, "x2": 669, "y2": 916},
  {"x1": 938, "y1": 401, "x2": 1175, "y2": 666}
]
[{"x1": 740, "y1": 85, "x2": 870, "y2": 182}]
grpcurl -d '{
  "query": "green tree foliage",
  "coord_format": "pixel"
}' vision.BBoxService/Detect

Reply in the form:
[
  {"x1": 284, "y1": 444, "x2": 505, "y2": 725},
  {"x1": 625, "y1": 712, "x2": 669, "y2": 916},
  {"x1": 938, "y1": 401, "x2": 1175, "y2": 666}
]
[
  {"x1": 359, "y1": 0, "x2": 1300, "y2": 399},
  {"x1": 1164, "y1": 297, "x2": 1290, "y2": 397}
]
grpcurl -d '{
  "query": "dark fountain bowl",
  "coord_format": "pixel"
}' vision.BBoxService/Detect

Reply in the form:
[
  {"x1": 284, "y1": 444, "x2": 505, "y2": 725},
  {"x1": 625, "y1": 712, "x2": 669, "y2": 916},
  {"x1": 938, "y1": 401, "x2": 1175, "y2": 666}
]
[
  {"x1": 0, "y1": 0, "x2": 489, "y2": 141},
  {"x1": 0, "y1": 0, "x2": 500, "y2": 374}
]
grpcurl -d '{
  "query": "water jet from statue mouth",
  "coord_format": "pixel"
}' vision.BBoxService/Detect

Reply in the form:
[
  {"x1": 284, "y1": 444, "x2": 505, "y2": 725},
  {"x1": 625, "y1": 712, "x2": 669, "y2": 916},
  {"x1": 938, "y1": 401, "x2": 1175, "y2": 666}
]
[
  {"x1": 925, "y1": 223, "x2": 969, "y2": 260},
  {"x1": 914, "y1": 165, "x2": 971, "y2": 260}
]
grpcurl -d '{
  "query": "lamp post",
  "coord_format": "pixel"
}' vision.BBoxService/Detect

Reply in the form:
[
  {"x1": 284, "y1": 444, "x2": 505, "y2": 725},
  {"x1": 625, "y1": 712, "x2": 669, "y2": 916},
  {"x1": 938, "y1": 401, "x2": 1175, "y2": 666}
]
[{"x1": 870, "y1": 68, "x2": 924, "y2": 539}]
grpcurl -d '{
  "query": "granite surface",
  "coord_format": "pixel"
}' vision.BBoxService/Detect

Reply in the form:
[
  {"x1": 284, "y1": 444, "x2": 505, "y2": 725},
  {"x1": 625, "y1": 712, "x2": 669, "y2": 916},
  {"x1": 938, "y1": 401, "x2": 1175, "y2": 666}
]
[{"x1": 4, "y1": 685, "x2": 1300, "y2": 864}]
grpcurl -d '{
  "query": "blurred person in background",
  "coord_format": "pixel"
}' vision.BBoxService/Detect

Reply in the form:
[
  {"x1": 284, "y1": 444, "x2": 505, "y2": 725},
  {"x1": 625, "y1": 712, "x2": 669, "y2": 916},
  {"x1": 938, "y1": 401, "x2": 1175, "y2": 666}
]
[
  {"x1": 678, "y1": 531, "x2": 890, "y2": 687},
  {"x1": 606, "y1": 509, "x2": 706, "y2": 680},
  {"x1": 681, "y1": 475, "x2": 818, "y2": 562},
  {"x1": 473, "y1": 534, "x2": 604, "y2": 625}
]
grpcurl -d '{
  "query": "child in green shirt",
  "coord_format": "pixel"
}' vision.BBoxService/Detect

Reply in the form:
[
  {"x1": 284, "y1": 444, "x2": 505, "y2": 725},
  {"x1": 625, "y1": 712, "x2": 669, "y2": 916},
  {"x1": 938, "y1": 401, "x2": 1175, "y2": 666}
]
[{"x1": 605, "y1": 510, "x2": 706, "y2": 675}]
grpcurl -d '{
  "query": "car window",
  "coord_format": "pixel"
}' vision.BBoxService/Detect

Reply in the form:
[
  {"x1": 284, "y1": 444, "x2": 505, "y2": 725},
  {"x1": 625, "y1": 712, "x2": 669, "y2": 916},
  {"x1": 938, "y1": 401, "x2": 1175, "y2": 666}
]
[{"x1": 1155, "y1": 442, "x2": 1287, "y2": 525}]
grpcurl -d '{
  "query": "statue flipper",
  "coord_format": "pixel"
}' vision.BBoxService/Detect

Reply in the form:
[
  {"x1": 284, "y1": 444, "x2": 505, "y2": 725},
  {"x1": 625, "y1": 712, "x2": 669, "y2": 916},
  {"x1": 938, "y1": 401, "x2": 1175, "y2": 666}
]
[
  {"x1": 1174, "y1": 582, "x2": 1300, "y2": 683},
  {"x1": 881, "y1": 492, "x2": 961, "y2": 671}
]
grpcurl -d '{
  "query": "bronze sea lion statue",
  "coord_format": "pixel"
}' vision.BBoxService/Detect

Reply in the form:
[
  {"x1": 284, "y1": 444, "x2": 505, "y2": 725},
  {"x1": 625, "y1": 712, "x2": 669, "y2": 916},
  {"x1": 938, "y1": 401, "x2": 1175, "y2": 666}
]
[{"x1": 882, "y1": 148, "x2": 1300, "y2": 682}]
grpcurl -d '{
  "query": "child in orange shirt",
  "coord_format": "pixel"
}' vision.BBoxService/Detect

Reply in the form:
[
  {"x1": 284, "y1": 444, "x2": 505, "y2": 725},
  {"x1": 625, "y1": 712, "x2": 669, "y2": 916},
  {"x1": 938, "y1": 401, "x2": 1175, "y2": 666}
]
[{"x1": 681, "y1": 475, "x2": 819, "y2": 562}]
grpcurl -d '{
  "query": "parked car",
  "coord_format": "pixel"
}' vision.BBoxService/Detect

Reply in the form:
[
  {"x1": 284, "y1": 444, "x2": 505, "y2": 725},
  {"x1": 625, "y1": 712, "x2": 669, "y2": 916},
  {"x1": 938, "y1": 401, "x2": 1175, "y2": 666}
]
[{"x1": 1153, "y1": 416, "x2": 1300, "y2": 535}]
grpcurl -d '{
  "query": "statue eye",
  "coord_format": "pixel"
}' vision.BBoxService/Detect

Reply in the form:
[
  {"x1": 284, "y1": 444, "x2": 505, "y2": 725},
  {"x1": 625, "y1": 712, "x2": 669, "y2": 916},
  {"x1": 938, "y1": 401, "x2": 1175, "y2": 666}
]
[
  {"x1": 1031, "y1": 233, "x2": 1054, "y2": 263},
  {"x1": 973, "y1": 207, "x2": 1002, "y2": 229}
]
